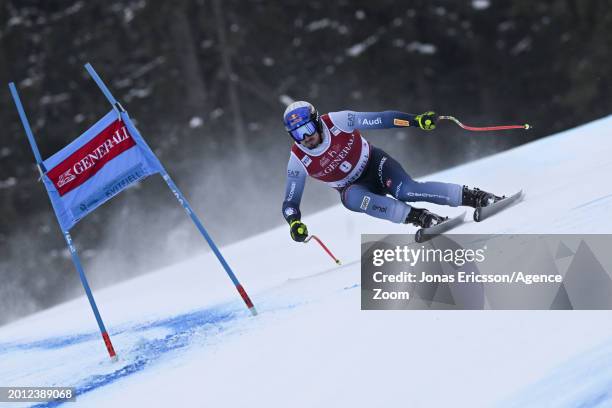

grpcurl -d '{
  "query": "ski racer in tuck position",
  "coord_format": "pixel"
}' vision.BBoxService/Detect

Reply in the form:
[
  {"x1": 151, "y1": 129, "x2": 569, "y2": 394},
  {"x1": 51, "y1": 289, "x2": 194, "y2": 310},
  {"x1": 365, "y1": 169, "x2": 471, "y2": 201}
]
[{"x1": 281, "y1": 101, "x2": 504, "y2": 242}]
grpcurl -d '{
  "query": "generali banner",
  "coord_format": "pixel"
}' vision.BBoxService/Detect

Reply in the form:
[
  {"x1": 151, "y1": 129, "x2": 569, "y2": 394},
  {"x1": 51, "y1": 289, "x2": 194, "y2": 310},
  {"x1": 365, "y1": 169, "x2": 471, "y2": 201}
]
[
  {"x1": 46, "y1": 119, "x2": 136, "y2": 196},
  {"x1": 42, "y1": 110, "x2": 162, "y2": 231}
]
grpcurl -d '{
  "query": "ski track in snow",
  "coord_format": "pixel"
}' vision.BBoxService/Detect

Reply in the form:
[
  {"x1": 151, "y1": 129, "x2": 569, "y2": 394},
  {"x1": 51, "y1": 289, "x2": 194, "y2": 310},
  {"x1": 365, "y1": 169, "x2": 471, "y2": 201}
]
[
  {"x1": 571, "y1": 192, "x2": 612, "y2": 211},
  {"x1": 500, "y1": 338, "x2": 612, "y2": 408}
]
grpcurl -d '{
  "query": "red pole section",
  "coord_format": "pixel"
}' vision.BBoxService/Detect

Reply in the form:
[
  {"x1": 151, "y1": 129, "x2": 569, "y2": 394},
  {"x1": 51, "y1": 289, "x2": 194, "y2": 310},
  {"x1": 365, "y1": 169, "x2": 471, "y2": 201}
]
[
  {"x1": 305, "y1": 235, "x2": 341, "y2": 265},
  {"x1": 102, "y1": 332, "x2": 118, "y2": 361},
  {"x1": 439, "y1": 115, "x2": 531, "y2": 132}
]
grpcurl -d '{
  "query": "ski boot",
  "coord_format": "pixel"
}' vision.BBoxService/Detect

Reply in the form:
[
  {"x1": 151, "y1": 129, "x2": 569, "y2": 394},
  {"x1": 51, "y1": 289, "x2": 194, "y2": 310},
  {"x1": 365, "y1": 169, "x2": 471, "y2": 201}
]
[
  {"x1": 461, "y1": 186, "x2": 504, "y2": 208},
  {"x1": 405, "y1": 207, "x2": 447, "y2": 228}
]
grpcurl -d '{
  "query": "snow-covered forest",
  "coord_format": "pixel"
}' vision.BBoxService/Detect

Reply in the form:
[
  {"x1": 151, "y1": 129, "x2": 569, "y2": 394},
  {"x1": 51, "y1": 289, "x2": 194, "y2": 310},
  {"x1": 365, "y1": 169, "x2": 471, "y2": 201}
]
[{"x1": 1, "y1": 0, "x2": 610, "y2": 324}]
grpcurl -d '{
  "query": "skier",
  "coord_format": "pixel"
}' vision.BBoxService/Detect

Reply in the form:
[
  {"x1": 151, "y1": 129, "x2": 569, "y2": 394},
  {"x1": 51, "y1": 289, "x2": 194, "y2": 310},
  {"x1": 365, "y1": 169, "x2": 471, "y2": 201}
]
[{"x1": 281, "y1": 101, "x2": 503, "y2": 242}]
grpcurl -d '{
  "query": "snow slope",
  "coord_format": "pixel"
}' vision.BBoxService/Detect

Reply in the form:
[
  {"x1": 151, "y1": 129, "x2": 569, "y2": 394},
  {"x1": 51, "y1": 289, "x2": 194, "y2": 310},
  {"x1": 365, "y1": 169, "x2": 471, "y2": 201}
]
[{"x1": 2, "y1": 116, "x2": 612, "y2": 408}]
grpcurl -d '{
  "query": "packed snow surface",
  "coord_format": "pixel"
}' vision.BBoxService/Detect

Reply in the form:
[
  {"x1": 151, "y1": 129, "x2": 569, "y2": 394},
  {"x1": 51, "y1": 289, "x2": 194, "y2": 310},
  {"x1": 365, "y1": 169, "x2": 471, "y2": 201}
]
[{"x1": 2, "y1": 116, "x2": 612, "y2": 407}]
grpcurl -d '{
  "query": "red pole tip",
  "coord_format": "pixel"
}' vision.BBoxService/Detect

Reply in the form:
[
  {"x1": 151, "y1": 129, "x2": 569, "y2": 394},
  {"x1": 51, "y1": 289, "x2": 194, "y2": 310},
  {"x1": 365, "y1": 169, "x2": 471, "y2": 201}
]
[
  {"x1": 101, "y1": 332, "x2": 117, "y2": 360},
  {"x1": 236, "y1": 284, "x2": 256, "y2": 310},
  {"x1": 309, "y1": 235, "x2": 341, "y2": 265}
]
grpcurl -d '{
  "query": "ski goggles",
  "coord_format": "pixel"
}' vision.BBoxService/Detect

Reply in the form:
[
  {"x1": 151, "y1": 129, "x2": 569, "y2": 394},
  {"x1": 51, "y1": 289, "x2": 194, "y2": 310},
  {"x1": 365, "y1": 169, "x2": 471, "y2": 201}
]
[{"x1": 288, "y1": 120, "x2": 317, "y2": 142}]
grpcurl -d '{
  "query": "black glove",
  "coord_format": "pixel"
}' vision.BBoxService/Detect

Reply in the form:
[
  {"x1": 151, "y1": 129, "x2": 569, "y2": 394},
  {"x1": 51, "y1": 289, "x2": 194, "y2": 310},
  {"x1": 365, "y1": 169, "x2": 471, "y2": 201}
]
[
  {"x1": 290, "y1": 220, "x2": 308, "y2": 242},
  {"x1": 415, "y1": 111, "x2": 437, "y2": 131}
]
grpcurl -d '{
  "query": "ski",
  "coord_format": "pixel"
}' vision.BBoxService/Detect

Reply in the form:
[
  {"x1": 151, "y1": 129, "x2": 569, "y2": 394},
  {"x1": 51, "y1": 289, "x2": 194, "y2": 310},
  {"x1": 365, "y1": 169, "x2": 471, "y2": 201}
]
[
  {"x1": 415, "y1": 211, "x2": 466, "y2": 243},
  {"x1": 473, "y1": 190, "x2": 523, "y2": 222}
]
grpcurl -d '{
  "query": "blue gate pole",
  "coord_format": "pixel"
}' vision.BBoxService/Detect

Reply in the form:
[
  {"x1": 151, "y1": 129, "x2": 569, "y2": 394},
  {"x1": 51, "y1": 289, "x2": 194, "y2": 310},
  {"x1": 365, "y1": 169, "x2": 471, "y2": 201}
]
[
  {"x1": 84, "y1": 63, "x2": 258, "y2": 316},
  {"x1": 8, "y1": 82, "x2": 118, "y2": 360}
]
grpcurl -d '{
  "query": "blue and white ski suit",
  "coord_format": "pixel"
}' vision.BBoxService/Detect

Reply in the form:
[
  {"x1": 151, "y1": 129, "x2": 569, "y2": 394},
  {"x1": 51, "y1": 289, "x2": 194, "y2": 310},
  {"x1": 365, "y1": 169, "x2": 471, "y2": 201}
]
[{"x1": 282, "y1": 110, "x2": 463, "y2": 224}]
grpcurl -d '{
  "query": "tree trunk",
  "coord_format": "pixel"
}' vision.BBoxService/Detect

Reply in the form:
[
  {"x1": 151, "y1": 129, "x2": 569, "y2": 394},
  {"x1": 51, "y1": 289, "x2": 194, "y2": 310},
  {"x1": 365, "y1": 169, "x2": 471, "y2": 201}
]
[
  {"x1": 168, "y1": 0, "x2": 208, "y2": 121},
  {"x1": 212, "y1": 0, "x2": 248, "y2": 158}
]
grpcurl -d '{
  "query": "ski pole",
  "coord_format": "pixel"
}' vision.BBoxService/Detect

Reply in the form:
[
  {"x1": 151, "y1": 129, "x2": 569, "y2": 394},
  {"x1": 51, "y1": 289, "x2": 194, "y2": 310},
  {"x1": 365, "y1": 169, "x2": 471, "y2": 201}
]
[
  {"x1": 305, "y1": 235, "x2": 341, "y2": 265},
  {"x1": 438, "y1": 115, "x2": 531, "y2": 132}
]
